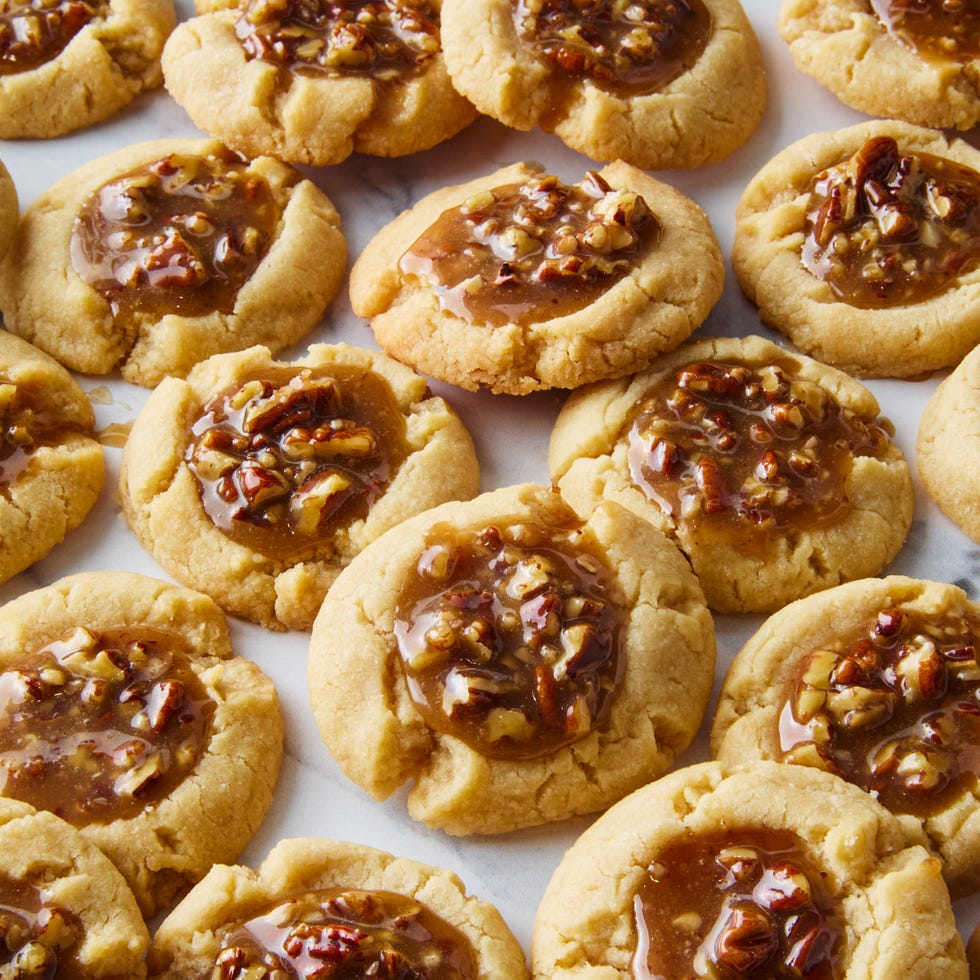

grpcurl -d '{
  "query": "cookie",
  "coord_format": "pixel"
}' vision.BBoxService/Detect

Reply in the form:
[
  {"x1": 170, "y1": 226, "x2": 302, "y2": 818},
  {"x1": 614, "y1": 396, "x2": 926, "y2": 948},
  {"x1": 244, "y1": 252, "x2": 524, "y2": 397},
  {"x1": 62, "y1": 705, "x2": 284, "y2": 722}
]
[
  {"x1": 440, "y1": 0, "x2": 766, "y2": 170},
  {"x1": 779, "y1": 0, "x2": 980, "y2": 131},
  {"x1": 917, "y1": 343, "x2": 980, "y2": 543},
  {"x1": 733, "y1": 120, "x2": 980, "y2": 378},
  {"x1": 0, "y1": 0, "x2": 175, "y2": 139},
  {"x1": 349, "y1": 160, "x2": 724, "y2": 395},
  {"x1": 531, "y1": 760, "x2": 967, "y2": 978},
  {"x1": 119, "y1": 343, "x2": 480, "y2": 631},
  {"x1": 147, "y1": 837, "x2": 529, "y2": 977},
  {"x1": 161, "y1": 0, "x2": 476, "y2": 166},
  {"x1": 0, "y1": 571, "x2": 284, "y2": 917},
  {"x1": 0, "y1": 157, "x2": 17, "y2": 262},
  {"x1": 0, "y1": 798, "x2": 149, "y2": 978},
  {"x1": 0, "y1": 332, "x2": 104, "y2": 586},
  {"x1": 0, "y1": 138, "x2": 346, "y2": 388},
  {"x1": 549, "y1": 334, "x2": 914, "y2": 614},
  {"x1": 712, "y1": 575, "x2": 980, "y2": 897},
  {"x1": 308, "y1": 482, "x2": 716, "y2": 835}
]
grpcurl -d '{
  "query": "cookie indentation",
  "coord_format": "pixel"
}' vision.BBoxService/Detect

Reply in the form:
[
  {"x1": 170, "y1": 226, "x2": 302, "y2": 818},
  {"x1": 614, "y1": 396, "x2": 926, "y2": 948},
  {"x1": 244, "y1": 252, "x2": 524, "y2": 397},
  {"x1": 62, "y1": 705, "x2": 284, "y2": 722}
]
[{"x1": 0, "y1": 0, "x2": 104, "y2": 76}]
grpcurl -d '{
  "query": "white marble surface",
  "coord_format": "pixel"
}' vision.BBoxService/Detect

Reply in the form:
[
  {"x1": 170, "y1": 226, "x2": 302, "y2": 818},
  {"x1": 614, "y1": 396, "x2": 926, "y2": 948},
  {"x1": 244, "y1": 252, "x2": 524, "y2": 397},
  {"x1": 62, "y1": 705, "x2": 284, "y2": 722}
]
[{"x1": 2, "y1": 0, "x2": 980, "y2": 963}]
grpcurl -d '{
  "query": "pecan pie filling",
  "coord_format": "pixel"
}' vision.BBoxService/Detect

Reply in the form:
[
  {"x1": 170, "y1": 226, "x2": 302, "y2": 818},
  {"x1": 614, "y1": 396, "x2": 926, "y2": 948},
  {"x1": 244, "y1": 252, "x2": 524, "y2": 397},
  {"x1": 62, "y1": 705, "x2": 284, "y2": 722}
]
[
  {"x1": 632, "y1": 829, "x2": 843, "y2": 980},
  {"x1": 399, "y1": 171, "x2": 659, "y2": 328},
  {"x1": 626, "y1": 358, "x2": 893, "y2": 548},
  {"x1": 0, "y1": 627, "x2": 215, "y2": 826},
  {"x1": 0, "y1": 875, "x2": 83, "y2": 978},
  {"x1": 0, "y1": 0, "x2": 104, "y2": 76},
  {"x1": 235, "y1": 0, "x2": 440, "y2": 80},
  {"x1": 212, "y1": 888, "x2": 477, "y2": 979},
  {"x1": 779, "y1": 606, "x2": 980, "y2": 817},
  {"x1": 187, "y1": 365, "x2": 408, "y2": 559},
  {"x1": 870, "y1": 0, "x2": 980, "y2": 63},
  {"x1": 802, "y1": 135, "x2": 980, "y2": 308},
  {"x1": 514, "y1": 0, "x2": 713, "y2": 94},
  {"x1": 70, "y1": 149, "x2": 278, "y2": 325}
]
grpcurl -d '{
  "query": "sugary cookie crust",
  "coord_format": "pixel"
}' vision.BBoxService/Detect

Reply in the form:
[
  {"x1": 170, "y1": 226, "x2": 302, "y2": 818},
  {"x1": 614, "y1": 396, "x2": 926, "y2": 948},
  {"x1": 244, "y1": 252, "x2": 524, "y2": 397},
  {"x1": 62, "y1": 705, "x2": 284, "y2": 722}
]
[
  {"x1": 732, "y1": 120, "x2": 980, "y2": 378},
  {"x1": 779, "y1": 0, "x2": 980, "y2": 131},
  {"x1": 349, "y1": 160, "x2": 724, "y2": 395},
  {"x1": 712, "y1": 576, "x2": 980, "y2": 897},
  {"x1": 0, "y1": 332, "x2": 104, "y2": 587},
  {"x1": 440, "y1": 0, "x2": 765, "y2": 170},
  {"x1": 530, "y1": 760, "x2": 967, "y2": 979},
  {"x1": 0, "y1": 158, "x2": 17, "y2": 262},
  {"x1": 0, "y1": 571, "x2": 284, "y2": 917},
  {"x1": 0, "y1": 0, "x2": 176, "y2": 139},
  {"x1": 307, "y1": 482, "x2": 716, "y2": 835},
  {"x1": 147, "y1": 837, "x2": 529, "y2": 978},
  {"x1": 0, "y1": 137, "x2": 346, "y2": 388},
  {"x1": 161, "y1": 0, "x2": 476, "y2": 166},
  {"x1": 119, "y1": 343, "x2": 480, "y2": 631},
  {"x1": 549, "y1": 334, "x2": 914, "y2": 614}
]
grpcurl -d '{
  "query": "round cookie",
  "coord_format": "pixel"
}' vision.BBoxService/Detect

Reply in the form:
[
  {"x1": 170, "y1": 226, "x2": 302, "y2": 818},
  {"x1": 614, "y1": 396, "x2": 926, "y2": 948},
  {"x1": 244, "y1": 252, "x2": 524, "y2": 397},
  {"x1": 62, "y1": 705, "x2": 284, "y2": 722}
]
[
  {"x1": 0, "y1": 571, "x2": 284, "y2": 917},
  {"x1": 119, "y1": 343, "x2": 480, "y2": 631},
  {"x1": 549, "y1": 334, "x2": 914, "y2": 614},
  {"x1": 147, "y1": 837, "x2": 529, "y2": 977},
  {"x1": 712, "y1": 575, "x2": 980, "y2": 897},
  {"x1": 0, "y1": 157, "x2": 17, "y2": 262},
  {"x1": 161, "y1": 0, "x2": 476, "y2": 166},
  {"x1": 440, "y1": 0, "x2": 766, "y2": 170},
  {"x1": 0, "y1": 799, "x2": 149, "y2": 978},
  {"x1": 308, "y1": 482, "x2": 716, "y2": 835},
  {"x1": 0, "y1": 332, "x2": 104, "y2": 586},
  {"x1": 779, "y1": 0, "x2": 980, "y2": 131},
  {"x1": 530, "y1": 760, "x2": 967, "y2": 979},
  {"x1": 349, "y1": 159, "x2": 724, "y2": 395},
  {"x1": 917, "y1": 343, "x2": 980, "y2": 543},
  {"x1": 733, "y1": 120, "x2": 980, "y2": 378},
  {"x1": 0, "y1": 138, "x2": 346, "y2": 388},
  {"x1": 0, "y1": 0, "x2": 175, "y2": 139}
]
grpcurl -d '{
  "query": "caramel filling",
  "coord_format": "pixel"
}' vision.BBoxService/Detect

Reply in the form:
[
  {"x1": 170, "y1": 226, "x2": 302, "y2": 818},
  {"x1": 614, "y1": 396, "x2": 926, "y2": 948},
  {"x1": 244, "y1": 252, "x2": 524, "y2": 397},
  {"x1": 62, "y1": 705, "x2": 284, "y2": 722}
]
[
  {"x1": 0, "y1": 628, "x2": 215, "y2": 826},
  {"x1": 633, "y1": 829, "x2": 842, "y2": 980},
  {"x1": 212, "y1": 888, "x2": 477, "y2": 979},
  {"x1": 0, "y1": 875, "x2": 83, "y2": 978},
  {"x1": 399, "y1": 170, "x2": 659, "y2": 328},
  {"x1": 870, "y1": 0, "x2": 980, "y2": 63},
  {"x1": 187, "y1": 365, "x2": 408, "y2": 560},
  {"x1": 0, "y1": 0, "x2": 103, "y2": 76},
  {"x1": 394, "y1": 519, "x2": 624, "y2": 760},
  {"x1": 802, "y1": 136, "x2": 980, "y2": 308},
  {"x1": 779, "y1": 606, "x2": 980, "y2": 817}
]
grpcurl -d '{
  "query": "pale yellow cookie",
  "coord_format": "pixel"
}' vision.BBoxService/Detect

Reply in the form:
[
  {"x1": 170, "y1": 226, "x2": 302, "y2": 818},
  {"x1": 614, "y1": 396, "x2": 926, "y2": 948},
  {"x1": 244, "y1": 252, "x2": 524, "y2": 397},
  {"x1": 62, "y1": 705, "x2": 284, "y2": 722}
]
[
  {"x1": 0, "y1": 571, "x2": 284, "y2": 917},
  {"x1": 531, "y1": 761, "x2": 967, "y2": 979},
  {"x1": 0, "y1": 799, "x2": 149, "y2": 978},
  {"x1": 780, "y1": 0, "x2": 980, "y2": 130},
  {"x1": 440, "y1": 0, "x2": 766, "y2": 170},
  {"x1": 733, "y1": 120, "x2": 980, "y2": 378},
  {"x1": 161, "y1": 0, "x2": 476, "y2": 166},
  {"x1": 308, "y1": 482, "x2": 716, "y2": 835},
  {"x1": 0, "y1": 138, "x2": 346, "y2": 388},
  {"x1": 549, "y1": 335, "x2": 914, "y2": 614},
  {"x1": 147, "y1": 837, "x2": 529, "y2": 978},
  {"x1": 0, "y1": 0, "x2": 176, "y2": 138},
  {"x1": 0, "y1": 158, "x2": 17, "y2": 262},
  {"x1": 350, "y1": 160, "x2": 724, "y2": 394},
  {"x1": 119, "y1": 343, "x2": 480, "y2": 631},
  {"x1": 0, "y1": 332, "x2": 104, "y2": 586}
]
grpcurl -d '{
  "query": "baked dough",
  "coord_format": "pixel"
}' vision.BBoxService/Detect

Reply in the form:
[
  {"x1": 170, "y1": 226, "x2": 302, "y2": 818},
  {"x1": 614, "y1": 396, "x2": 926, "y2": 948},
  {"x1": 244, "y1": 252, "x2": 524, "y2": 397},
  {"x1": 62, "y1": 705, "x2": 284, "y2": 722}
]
[
  {"x1": 147, "y1": 837, "x2": 529, "y2": 977},
  {"x1": 531, "y1": 760, "x2": 967, "y2": 978},
  {"x1": 733, "y1": 120, "x2": 980, "y2": 378},
  {"x1": 0, "y1": 332, "x2": 104, "y2": 586},
  {"x1": 0, "y1": 157, "x2": 17, "y2": 261},
  {"x1": 350, "y1": 160, "x2": 724, "y2": 395},
  {"x1": 440, "y1": 0, "x2": 766, "y2": 170},
  {"x1": 161, "y1": 0, "x2": 476, "y2": 166},
  {"x1": 119, "y1": 343, "x2": 480, "y2": 631},
  {"x1": 779, "y1": 0, "x2": 980, "y2": 131},
  {"x1": 0, "y1": 798, "x2": 149, "y2": 978},
  {"x1": 0, "y1": 0, "x2": 176, "y2": 138},
  {"x1": 308, "y1": 482, "x2": 715, "y2": 835},
  {"x1": 0, "y1": 571, "x2": 284, "y2": 917},
  {"x1": 0, "y1": 138, "x2": 346, "y2": 388},
  {"x1": 712, "y1": 575, "x2": 980, "y2": 897}
]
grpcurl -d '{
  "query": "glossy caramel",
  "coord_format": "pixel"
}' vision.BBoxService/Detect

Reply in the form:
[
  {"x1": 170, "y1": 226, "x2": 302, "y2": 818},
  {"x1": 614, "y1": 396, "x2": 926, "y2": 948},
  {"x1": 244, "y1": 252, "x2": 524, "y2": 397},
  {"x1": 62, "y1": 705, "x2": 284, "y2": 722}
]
[{"x1": 0, "y1": 0, "x2": 102, "y2": 76}]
